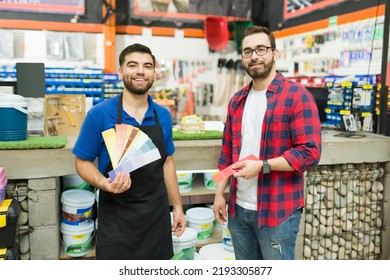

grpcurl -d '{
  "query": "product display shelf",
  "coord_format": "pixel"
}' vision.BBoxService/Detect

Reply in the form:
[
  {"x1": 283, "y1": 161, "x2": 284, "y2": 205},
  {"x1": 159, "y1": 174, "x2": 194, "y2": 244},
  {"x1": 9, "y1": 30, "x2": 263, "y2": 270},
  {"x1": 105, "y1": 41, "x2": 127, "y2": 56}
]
[
  {"x1": 0, "y1": 66, "x2": 16, "y2": 80},
  {"x1": 60, "y1": 225, "x2": 223, "y2": 260},
  {"x1": 59, "y1": 172, "x2": 226, "y2": 260},
  {"x1": 103, "y1": 73, "x2": 123, "y2": 100},
  {"x1": 178, "y1": 173, "x2": 229, "y2": 206},
  {"x1": 45, "y1": 68, "x2": 104, "y2": 105},
  {"x1": 0, "y1": 66, "x2": 105, "y2": 104}
]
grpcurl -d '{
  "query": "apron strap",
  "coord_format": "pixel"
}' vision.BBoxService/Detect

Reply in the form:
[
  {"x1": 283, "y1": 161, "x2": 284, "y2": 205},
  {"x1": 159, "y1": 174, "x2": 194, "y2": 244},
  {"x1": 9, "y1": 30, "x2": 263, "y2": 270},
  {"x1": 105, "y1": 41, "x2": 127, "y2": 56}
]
[
  {"x1": 117, "y1": 93, "x2": 123, "y2": 124},
  {"x1": 117, "y1": 93, "x2": 160, "y2": 125}
]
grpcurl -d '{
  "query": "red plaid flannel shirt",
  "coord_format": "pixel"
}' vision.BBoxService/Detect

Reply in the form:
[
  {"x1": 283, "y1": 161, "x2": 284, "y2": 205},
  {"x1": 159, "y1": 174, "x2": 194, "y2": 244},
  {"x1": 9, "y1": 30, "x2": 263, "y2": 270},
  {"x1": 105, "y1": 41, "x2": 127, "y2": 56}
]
[{"x1": 218, "y1": 72, "x2": 322, "y2": 228}]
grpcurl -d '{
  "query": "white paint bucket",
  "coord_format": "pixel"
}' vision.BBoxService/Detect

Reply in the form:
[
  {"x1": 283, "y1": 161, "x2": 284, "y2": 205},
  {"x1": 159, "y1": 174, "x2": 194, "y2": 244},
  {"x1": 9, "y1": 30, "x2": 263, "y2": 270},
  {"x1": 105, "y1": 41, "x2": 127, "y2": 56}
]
[
  {"x1": 62, "y1": 174, "x2": 90, "y2": 191},
  {"x1": 194, "y1": 252, "x2": 202, "y2": 260},
  {"x1": 186, "y1": 207, "x2": 214, "y2": 244},
  {"x1": 177, "y1": 172, "x2": 193, "y2": 193},
  {"x1": 171, "y1": 227, "x2": 198, "y2": 260},
  {"x1": 60, "y1": 219, "x2": 94, "y2": 257},
  {"x1": 61, "y1": 190, "x2": 95, "y2": 225},
  {"x1": 199, "y1": 243, "x2": 235, "y2": 260},
  {"x1": 221, "y1": 222, "x2": 234, "y2": 251},
  {"x1": 205, "y1": 203, "x2": 221, "y2": 231},
  {"x1": 204, "y1": 171, "x2": 218, "y2": 190}
]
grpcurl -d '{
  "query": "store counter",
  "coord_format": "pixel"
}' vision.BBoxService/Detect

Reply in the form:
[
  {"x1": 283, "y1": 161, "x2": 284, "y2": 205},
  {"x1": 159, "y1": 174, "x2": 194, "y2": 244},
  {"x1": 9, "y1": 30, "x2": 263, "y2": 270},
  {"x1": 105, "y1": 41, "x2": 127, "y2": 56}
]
[
  {"x1": 0, "y1": 130, "x2": 389, "y2": 260},
  {"x1": 1, "y1": 130, "x2": 390, "y2": 180}
]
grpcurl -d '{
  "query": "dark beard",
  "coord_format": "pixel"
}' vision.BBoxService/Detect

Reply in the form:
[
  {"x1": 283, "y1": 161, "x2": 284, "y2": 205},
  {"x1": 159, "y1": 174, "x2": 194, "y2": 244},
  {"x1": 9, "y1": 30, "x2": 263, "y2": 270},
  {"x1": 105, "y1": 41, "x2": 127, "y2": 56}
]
[
  {"x1": 245, "y1": 58, "x2": 274, "y2": 80},
  {"x1": 123, "y1": 77, "x2": 154, "y2": 95}
]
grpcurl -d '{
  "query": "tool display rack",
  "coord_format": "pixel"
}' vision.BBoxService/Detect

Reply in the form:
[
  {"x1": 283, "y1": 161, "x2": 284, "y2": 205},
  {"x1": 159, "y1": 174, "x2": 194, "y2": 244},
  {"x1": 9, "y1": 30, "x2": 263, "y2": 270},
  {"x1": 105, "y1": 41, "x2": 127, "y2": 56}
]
[{"x1": 322, "y1": 74, "x2": 377, "y2": 128}]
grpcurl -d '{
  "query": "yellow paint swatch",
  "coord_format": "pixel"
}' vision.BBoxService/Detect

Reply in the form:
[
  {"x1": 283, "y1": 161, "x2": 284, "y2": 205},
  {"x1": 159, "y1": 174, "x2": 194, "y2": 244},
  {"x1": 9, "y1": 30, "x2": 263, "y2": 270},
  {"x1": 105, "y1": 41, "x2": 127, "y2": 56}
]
[{"x1": 102, "y1": 128, "x2": 118, "y2": 168}]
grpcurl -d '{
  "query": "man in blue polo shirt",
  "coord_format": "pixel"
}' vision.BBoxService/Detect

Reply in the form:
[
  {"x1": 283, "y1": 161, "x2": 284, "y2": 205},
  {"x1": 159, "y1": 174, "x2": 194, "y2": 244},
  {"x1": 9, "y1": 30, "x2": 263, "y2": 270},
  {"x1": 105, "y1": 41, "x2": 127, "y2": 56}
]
[{"x1": 72, "y1": 43, "x2": 186, "y2": 260}]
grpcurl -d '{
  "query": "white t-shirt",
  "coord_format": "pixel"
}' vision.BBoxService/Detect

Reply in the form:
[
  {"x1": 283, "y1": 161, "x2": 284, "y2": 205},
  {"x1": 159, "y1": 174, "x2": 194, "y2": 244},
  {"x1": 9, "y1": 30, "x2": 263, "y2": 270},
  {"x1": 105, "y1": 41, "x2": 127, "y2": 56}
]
[{"x1": 236, "y1": 87, "x2": 267, "y2": 210}]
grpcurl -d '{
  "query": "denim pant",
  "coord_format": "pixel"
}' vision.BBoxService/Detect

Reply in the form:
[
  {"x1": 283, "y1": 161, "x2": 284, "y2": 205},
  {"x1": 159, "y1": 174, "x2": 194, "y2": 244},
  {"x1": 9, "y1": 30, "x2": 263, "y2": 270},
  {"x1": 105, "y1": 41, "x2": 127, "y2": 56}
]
[{"x1": 228, "y1": 205, "x2": 302, "y2": 260}]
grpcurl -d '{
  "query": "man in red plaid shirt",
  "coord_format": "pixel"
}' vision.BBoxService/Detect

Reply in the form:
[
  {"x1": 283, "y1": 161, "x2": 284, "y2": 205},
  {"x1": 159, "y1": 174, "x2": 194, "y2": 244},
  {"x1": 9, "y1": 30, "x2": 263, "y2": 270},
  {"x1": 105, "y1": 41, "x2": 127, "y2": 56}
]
[{"x1": 213, "y1": 26, "x2": 322, "y2": 260}]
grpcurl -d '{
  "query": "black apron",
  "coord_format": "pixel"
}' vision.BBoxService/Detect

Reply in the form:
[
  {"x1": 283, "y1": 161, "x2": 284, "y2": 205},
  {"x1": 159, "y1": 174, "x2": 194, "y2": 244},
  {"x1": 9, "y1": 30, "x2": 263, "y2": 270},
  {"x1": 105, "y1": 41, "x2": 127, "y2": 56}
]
[{"x1": 96, "y1": 95, "x2": 173, "y2": 260}]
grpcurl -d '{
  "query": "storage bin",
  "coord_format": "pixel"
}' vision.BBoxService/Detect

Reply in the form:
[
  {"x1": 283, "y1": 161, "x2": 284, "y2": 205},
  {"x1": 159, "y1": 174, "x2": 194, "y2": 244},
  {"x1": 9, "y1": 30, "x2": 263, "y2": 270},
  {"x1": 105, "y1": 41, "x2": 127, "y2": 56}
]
[
  {"x1": 0, "y1": 93, "x2": 28, "y2": 141},
  {"x1": 0, "y1": 199, "x2": 20, "y2": 248}
]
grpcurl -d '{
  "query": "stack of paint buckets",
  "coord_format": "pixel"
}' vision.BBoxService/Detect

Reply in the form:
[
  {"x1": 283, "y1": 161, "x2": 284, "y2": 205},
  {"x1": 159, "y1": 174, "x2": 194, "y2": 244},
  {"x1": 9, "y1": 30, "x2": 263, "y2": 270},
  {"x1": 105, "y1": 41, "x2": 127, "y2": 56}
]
[
  {"x1": 171, "y1": 227, "x2": 198, "y2": 260},
  {"x1": 197, "y1": 217, "x2": 235, "y2": 260},
  {"x1": 60, "y1": 174, "x2": 95, "y2": 257},
  {"x1": 186, "y1": 207, "x2": 215, "y2": 246}
]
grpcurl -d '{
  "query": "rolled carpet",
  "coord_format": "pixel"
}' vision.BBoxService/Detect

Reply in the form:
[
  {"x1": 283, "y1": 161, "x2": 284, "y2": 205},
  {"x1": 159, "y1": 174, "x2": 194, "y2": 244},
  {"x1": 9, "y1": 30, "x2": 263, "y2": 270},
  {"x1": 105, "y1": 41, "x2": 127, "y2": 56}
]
[{"x1": 0, "y1": 136, "x2": 67, "y2": 150}]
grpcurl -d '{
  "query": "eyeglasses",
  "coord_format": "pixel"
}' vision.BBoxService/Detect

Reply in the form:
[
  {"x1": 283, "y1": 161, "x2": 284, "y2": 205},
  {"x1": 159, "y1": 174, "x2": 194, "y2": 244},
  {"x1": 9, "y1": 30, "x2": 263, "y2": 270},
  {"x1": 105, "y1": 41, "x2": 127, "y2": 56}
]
[{"x1": 242, "y1": 46, "x2": 275, "y2": 58}]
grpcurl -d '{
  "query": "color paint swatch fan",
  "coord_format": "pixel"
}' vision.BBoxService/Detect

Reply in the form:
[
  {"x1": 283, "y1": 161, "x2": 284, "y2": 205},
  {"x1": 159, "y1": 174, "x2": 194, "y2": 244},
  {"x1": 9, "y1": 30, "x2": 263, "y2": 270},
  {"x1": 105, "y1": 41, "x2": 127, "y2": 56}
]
[{"x1": 102, "y1": 124, "x2": 161, "y2": 180}]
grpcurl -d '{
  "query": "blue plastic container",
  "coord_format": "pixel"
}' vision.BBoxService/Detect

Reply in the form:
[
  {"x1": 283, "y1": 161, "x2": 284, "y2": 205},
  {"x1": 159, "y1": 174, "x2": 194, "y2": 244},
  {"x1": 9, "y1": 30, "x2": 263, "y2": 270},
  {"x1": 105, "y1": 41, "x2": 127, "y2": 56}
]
[{"x1": 0, "y1": 93, "x2": 28, "y2": 141}]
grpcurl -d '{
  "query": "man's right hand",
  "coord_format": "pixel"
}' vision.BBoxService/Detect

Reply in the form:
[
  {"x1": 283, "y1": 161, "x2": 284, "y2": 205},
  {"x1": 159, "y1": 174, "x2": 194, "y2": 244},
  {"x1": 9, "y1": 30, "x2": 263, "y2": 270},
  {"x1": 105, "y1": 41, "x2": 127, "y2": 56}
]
[
  {"x1": 103, "y1": 171, "x2": 131, "y2": 194},
  {"x1": 213, "y1": 194, "x2": 227, "y2": 225}
]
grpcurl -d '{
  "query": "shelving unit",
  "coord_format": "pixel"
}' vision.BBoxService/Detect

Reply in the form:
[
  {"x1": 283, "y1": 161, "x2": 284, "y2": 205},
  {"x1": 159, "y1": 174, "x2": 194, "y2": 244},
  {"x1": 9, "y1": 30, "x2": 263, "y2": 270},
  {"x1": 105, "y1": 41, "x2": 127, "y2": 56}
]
[
  {"x1": 102, "y1": 73, "x2": 123, "y2": 100},
  {"x1": 60, "y1": 224, "x2": 224, "y2": 260},
  {"x1": 59, "y1": 171, "x2": 228, "y2": 260},
  {"x1": 0, "y1": 66, "x2": 105, "y2": 105},
  {"x1": 45, "y1": 68, "x2": 104, "y2": 105},
  {"x1": 178, "y1": 172, "x2": 228, "y2": 205}
]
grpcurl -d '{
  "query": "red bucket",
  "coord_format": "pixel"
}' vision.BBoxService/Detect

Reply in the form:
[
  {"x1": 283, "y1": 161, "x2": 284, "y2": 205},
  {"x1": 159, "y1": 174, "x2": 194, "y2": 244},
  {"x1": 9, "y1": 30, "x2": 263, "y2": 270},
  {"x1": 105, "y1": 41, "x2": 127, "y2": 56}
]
[{"x1": 204, "y1": 16, "x2": 229, "y2": 51}]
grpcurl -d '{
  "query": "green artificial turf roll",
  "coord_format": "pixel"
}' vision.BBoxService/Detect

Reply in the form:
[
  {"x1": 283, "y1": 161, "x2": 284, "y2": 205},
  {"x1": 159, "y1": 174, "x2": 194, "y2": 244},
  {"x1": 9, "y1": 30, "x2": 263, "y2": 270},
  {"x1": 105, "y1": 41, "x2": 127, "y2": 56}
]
[
  {"x1": 0, "y1": 136, "x2": 67, "y2": 150},
  {"x1": 173, "y1": 130, "x2": 222, "y2": 140}
]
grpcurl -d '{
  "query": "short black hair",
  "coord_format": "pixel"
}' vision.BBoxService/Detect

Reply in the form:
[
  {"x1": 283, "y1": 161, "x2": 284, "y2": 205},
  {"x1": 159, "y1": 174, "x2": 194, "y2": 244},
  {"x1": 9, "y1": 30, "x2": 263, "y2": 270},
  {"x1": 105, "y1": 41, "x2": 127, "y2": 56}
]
[
  {"x1": 118, "y1": 43, "x2": 156, "y2": 67},
  {"x1": 241, "y1": 26, "x2": 276, "y2": 49}
]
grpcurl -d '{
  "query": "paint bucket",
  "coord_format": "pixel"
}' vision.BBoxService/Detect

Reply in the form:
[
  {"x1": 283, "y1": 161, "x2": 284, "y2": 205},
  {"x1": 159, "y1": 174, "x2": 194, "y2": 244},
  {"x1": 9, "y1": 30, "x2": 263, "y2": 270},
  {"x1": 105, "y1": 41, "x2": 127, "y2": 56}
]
[
  {"x1": 0, "y1": 93, "x2": 28, "y2": 141},
  {"x1": 62, "y1": 174, "x2": 90, "y2": 191},
  {"x1": 61, "y1": 189, "x2": 95, "y2": 225},
  {"x1": 186, "y1": 207, "x2": 214, "y2": 244},
  {"x1": 177, "y1": 172, "x2": 193, "y2": 193},
  {"x1": 221, "y1": 222, "x2": 234, "y2": 251},
  {"x1": 206, "y1": 203, "x2": 221, "y2": 231},
  {"x1": 194, "y1": 252, "x2": 202, "y2": 260},
  {"x1": 60, "y1": 219, "x2": 94, "y2": 257},
  {"x1": 171, "y1": 227, "x2": 198, "y2": 260},
  {"x1": 199, "y1": 243, "x2": 235, "y2": 260},
  {"x1": 204, "y1": 171, "x2": 218, "y2": 190},
  {"x1": 95, "y1": 189, "x2": 99, "y2": 206}
]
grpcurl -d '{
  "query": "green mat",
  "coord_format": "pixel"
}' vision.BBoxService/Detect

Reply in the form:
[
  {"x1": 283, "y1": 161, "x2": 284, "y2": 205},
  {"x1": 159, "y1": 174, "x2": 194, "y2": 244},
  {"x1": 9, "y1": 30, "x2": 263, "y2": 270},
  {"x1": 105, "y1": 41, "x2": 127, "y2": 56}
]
[
  {"x1": 0, "y1": 136, "x2": 67, "y2": 150},
  {"x1": 173, "y1": 130, "x2": 222, "y2": 140}
]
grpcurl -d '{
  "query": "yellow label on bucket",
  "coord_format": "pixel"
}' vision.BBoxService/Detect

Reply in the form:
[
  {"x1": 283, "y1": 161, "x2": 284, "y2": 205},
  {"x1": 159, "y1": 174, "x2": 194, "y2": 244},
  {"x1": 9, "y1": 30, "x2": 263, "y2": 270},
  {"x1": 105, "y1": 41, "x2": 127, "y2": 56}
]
[
  {"x1": 72, "y1": 234, "x2": 86, "y2": 240},
  {"x1": 200, "y1": 223, "x2": 211, "y2": 229},
  {"x1": 84, "y1": 209, "x2": 92, "y2": 217}
]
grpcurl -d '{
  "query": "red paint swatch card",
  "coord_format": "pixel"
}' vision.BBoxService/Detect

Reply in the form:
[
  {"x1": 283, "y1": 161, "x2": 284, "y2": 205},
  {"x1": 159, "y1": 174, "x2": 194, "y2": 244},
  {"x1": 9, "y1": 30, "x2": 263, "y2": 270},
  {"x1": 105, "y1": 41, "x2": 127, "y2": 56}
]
[{"x1": 212, "y1": 154, "x2": 258, "y2": 184}]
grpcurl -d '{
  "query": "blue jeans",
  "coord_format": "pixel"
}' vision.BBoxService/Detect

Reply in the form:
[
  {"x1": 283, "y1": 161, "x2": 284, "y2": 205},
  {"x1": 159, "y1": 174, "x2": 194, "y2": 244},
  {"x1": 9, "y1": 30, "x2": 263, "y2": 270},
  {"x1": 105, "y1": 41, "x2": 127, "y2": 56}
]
[{"x1": 228, "y1": 205, "x2": 301, "y2": 260}]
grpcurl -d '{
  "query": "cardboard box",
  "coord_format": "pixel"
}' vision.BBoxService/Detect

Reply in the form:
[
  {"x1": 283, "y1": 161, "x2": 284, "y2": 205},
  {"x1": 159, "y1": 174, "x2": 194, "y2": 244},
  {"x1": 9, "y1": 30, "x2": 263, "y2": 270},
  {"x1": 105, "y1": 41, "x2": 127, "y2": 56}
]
[
  {"x1": 44, "y1": 94, "x2": 86, "y2": 136},
  {"x1": 0, "y1": 199, "x2": 20, "y2": 248}
]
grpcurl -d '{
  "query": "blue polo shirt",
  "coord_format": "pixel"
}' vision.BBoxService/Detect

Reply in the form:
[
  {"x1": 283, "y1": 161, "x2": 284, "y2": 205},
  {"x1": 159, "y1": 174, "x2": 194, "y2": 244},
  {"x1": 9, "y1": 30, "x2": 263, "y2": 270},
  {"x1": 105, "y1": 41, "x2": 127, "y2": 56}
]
[{"x1": 72, "y1": 94, "x2": 175, "y2": 174}]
